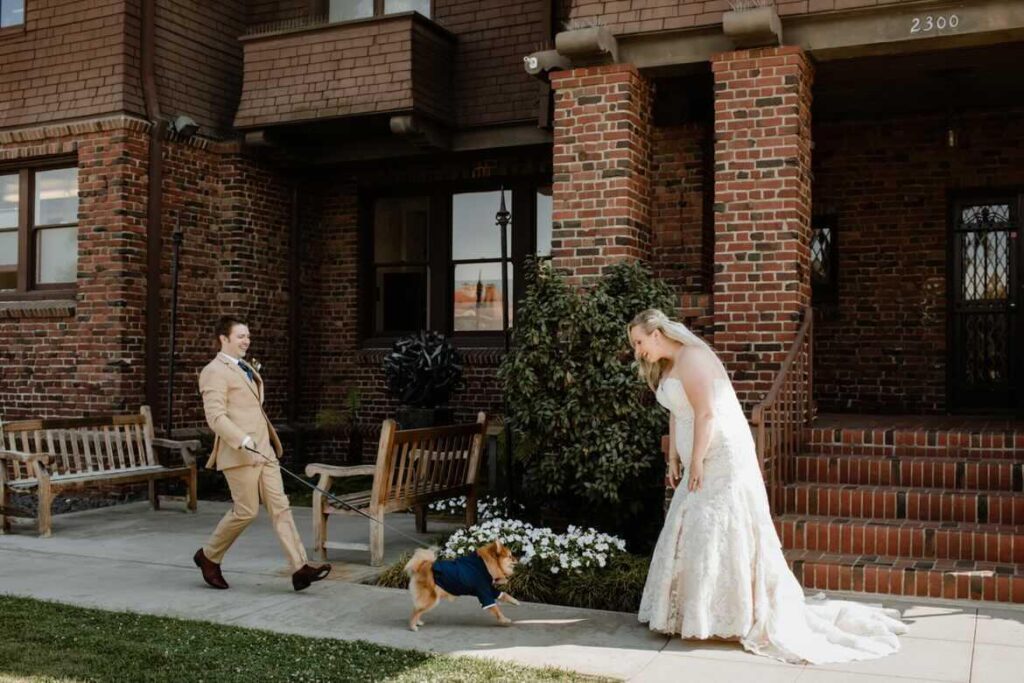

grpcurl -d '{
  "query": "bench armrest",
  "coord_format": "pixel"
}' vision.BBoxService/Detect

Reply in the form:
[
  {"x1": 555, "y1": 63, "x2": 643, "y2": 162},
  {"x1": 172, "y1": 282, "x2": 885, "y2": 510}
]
[
  {"x1": 152, "y1": 438, "x2": 202, "y2": 466},
  {"x1": 0, "y1": 449, "x2": 50, "y2": 466},
  {"x1": 304, "y1": 463, "x2": 376, "y2": 479}
]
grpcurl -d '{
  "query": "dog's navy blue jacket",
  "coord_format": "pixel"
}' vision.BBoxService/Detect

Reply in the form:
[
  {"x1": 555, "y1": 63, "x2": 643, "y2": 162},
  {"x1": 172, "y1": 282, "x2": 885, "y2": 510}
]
[{"x1": 432, "y1": 553, "x2": 502, "y2": 609}]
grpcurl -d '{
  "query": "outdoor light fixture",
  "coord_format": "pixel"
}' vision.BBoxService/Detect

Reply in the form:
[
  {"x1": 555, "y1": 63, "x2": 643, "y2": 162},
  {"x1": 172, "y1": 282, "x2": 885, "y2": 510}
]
[{"x1": 171, "y1": 114, "x2": 199, "y2": 137}]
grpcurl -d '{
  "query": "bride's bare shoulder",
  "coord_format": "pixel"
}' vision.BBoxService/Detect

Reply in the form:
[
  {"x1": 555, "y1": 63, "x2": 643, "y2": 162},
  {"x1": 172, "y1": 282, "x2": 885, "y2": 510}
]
[{"x1": 671, "y1": 348, "x2": 720, "y2": 385}]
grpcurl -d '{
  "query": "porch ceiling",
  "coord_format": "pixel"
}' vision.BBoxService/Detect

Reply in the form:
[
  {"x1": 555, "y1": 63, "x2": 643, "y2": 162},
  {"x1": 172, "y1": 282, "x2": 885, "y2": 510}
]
[{"x1": 814, "y1": 41, "x2": 1024, "y2": 121}]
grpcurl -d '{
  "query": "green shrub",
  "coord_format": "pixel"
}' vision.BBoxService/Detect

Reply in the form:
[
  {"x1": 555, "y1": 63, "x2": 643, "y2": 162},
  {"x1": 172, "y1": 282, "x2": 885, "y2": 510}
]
[{"x1": 499, "y1": 259, "x2": 675, "y2": 546}]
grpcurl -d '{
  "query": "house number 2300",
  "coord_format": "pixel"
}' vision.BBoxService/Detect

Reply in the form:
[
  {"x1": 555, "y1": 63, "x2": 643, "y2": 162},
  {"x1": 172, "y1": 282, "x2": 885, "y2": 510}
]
[{"x1": 910, "y1": 14, "x2": 959, "y2": 34}]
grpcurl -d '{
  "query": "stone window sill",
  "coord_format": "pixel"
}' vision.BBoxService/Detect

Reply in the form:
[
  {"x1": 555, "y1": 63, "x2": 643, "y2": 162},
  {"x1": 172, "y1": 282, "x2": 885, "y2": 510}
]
[{"x1": 0, "y1": 299, "x2": 76, "y2": 319}]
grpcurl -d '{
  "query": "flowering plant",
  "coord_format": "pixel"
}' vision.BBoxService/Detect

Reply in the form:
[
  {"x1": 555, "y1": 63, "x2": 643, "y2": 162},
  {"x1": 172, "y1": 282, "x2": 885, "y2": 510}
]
[
  {"x1": 439, "y1": 517, "x2": 626, "y2": 575},
  {"x1": 427, "y1": 495, "x2": 522, "y2": 521}
]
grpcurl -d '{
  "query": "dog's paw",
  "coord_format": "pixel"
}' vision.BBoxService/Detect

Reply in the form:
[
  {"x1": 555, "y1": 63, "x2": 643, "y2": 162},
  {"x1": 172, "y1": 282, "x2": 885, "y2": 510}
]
[
  {"x1": 409, "y1": 623, "x2": 419, "y2": 632},
  {"x1": 417, "y1": 620, "x2": 425, "y2": 627},
  {"x1": 501, "y1": 593, "x2": 520, "y2": 606},
  {"x1": 497, "y1": 617, "x2": 513, "y2": 627}
]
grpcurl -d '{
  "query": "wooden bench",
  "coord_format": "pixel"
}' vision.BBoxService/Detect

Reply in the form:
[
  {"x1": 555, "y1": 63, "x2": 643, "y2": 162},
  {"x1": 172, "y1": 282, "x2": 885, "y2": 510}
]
[
  {"x1": 0, "y1": 406, "x2": 200, "y2": 537},
  {"x1": 305, "y1": 412, "x2": 487, "y2": 566}
]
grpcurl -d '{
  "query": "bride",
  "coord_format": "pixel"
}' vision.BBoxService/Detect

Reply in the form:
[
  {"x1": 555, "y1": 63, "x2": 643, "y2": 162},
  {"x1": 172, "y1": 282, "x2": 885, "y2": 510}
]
[{"x1": 628, "y1": 308, "x2": 907, "y2": 664}]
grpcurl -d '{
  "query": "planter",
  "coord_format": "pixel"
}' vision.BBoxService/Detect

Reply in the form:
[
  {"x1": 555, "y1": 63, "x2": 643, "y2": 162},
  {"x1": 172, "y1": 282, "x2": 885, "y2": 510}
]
[{"x1": 395, "y1": 406, "x2": 454, "y2": 429}]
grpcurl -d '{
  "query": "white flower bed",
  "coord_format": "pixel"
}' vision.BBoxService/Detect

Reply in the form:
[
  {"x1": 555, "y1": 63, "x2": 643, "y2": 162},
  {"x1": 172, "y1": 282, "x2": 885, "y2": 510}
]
[
  {"x1": 439, "y1": 518, "x2": 627, "y2": 574},
  {"x1": 427, "y1": 495, "x2": 522, "y2": 522}
]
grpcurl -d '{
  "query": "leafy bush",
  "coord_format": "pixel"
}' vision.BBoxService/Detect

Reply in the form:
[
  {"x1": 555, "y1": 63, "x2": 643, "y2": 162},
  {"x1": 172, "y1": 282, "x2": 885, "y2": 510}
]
[{"x1": 498, "y1": 259, "x2": 675, "y2": 545}]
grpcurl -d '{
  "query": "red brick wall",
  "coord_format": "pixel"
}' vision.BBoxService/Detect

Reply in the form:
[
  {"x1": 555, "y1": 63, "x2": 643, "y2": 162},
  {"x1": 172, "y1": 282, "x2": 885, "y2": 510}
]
[
  {"x1": 155, "y1": 0, "x2": 245, "y2": 134},
  {"x1": 153, "y1": 139, "x2": 293, "y2": 432},
  {"x1": 0, "y1": 119, "x2": 150, "y2": 418},
  {"x1": 0, "y1": 0, "x2": 144, "y2": 129},
  {"x1": 712, "y1": 46, "x2": 814, "y2": 411},
  {"x1": 650, "y1": 122, "x2": 711, "y2": 293},
  {"x1": 234, "y1": 15, "x2": 452, "y2": 129},
  {"x1": 434, "y1": 0, "x2": 550, "y2": 128},
  {"x1": 564, "y1": 0, "x2": 921, "y2": 35},
  {"x1": 550, "y1": 64, "x2": 654, "y2": 286},
  {"x1": 812, "y1": 107, "x2": 1024, "y2": 414}
]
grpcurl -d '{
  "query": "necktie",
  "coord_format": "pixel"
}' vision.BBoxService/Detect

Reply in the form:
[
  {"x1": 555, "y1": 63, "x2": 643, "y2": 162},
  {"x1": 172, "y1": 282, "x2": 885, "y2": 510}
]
[{"x1": 237, "y1": 360, "x2": 254, "y2": 383}]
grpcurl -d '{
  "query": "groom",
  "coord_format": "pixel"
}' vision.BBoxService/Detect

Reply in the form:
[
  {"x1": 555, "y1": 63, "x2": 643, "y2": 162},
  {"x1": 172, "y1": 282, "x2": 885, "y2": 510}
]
[{"x1": 193, "y1": 315, "x2": 331, "y2": 592}]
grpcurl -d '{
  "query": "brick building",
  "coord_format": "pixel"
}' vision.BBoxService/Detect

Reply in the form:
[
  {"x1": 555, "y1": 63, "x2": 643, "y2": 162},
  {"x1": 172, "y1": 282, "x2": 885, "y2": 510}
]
[{"x1": 2, "y1": 1, "x2": 1023, "y2": 601}]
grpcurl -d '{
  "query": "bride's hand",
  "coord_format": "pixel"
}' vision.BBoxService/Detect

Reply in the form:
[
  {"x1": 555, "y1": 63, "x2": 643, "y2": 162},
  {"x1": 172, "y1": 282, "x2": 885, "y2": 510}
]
[
  {"x1": 668, "y1": 458, "x2": 681, "y2": 489},
  {"x1": 688, "y1": 459, "x2": 704, "y2": 492}
]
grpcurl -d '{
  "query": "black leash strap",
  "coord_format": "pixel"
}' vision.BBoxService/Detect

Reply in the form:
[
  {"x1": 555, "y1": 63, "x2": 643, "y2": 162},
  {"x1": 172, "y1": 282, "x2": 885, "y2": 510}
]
[{"x1": 242, "y1": 444, "x2": 432, "y2": 550}]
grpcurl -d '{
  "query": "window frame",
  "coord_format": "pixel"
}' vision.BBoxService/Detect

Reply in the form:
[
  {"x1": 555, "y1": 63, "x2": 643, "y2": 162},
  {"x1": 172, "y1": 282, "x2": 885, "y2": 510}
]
[
  {"x1": 0, "y1": 0, "x2": 25, "y2": 33},
  {"x1": 360, "y1": 178, "x2": 549, "y2": 348},
  {"x1": 0, "y1": 156, "x2": 80, "y2": 302},
  {"x1": 324, "y1": 0, "x2": 432, "y2": 22}
]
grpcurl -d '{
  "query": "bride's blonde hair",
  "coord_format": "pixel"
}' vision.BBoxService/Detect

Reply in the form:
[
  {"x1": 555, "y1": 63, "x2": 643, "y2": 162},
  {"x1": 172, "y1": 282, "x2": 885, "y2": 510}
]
[{"x1": 628, "y1": 308, "x2": 719, "y2": 391}]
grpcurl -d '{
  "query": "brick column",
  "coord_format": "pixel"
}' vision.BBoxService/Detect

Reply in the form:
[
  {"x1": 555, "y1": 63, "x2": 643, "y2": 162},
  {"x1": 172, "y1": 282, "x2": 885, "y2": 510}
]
[
  {"x1": 711, "y1": 46, "x2": 814, "y2": 411},
  {"x1": 550, "y1": 64, "x2": 653, "y2": 286}
]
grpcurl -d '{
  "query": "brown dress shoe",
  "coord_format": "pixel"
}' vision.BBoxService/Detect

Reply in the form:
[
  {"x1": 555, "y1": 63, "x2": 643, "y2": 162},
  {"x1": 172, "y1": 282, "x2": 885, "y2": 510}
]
[
  {"x1": 292, "y1": 563, "x2": 331, "y2": 591},
  {"x1": 193, "y1": 548, "x2": 229, "y2": 589}
]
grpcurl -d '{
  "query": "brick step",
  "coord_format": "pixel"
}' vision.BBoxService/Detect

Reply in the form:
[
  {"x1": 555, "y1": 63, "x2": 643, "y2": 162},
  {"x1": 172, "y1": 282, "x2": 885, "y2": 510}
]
[
  {"x1": 774, "y1": 514, "x2": 1024, "y2": 564},
  {"x1": 781, "y1": 482, "x2": 1024, "y2": 525},
  {"x1": 806, "y1": 422, "x2": 1024, "y2": 460},
  {"x1": 793, "y1": 455, "x2": 1024, "y2": 492},
  {"x1": 784, "y1": 548, "x2": 1024, "y2": 604}
]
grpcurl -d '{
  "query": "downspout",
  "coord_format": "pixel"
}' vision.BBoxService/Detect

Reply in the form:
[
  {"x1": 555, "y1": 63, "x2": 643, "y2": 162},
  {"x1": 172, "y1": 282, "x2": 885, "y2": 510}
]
[{"x1": 141, "y1": 0, "x2": 165, "y2": 428}]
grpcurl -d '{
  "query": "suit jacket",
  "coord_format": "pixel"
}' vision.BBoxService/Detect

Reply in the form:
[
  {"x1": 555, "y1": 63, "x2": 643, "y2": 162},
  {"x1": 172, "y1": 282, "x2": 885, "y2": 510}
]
[{"x1": 199, "y1": 355, "x2": 282, "y2": 471}]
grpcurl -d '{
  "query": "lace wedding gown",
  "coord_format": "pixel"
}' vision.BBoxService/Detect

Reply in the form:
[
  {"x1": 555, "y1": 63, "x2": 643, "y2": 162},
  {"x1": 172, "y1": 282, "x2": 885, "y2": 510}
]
[{"x1": 638, "y1": 376, "x2": 908, "y2": 664}]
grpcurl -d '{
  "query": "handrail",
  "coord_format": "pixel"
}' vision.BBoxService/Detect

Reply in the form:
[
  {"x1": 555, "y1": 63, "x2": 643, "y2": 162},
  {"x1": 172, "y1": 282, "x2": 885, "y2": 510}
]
[{"x1": 750, "y1": 307, "x2": 814, "y2": 512}]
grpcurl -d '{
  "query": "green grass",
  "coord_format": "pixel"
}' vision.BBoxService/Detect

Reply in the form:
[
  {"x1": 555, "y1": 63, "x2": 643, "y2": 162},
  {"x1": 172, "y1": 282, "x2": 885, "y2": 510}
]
[{"x1": 0, "y1": 595, "x2": 610, "y2": 683}]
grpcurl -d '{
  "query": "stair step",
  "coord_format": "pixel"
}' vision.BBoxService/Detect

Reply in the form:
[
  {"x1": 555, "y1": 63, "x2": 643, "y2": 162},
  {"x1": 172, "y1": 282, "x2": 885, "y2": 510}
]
[
  {"x1": 774, "y1": 514, "x2": 1024, "y2": 564},
  {"x1": 806, "y1": 422, "x2": 1024, "y2": 461},
  {"x1": 784, "y1": 549, "x2": 1024, "y2": 603},
  {"x1": 793, "y1": 455, "x2": 1024, "y2": 491},
  {"x1": 781, "y1": 482, "x2": 1024, "y2": 524}
]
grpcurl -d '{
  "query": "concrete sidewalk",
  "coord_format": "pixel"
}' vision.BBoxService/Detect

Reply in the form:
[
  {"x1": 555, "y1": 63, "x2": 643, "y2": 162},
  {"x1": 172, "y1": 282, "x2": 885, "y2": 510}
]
[{"x1": 1, "y1": 501, "x2": 1022, "y2": 682}]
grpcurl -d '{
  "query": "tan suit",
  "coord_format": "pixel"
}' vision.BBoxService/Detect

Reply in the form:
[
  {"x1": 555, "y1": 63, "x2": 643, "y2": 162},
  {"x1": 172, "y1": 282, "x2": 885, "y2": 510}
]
[{"x1": 200, "y1": 354, "x2": 307, "y2": 571}]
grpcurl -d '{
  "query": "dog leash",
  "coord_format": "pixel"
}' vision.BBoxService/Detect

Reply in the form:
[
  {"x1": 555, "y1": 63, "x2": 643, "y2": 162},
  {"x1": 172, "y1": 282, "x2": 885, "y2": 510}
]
[{"x1": 242, "y1": 443, "x2": 433, "y2": 550}]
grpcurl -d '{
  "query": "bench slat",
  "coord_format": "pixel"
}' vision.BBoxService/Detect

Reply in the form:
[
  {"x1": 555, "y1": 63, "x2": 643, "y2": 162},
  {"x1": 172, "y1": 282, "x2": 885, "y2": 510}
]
[
  {"x1": 113, "y1": 425, "x2": 127, "y2": 470},
  {"x1": 9, "y1": 465, "x2": 191, "y2": 490},
  {"x1": 122, "y1": 424, "x2": 136, "y2": 469},
  {"x1": 102, "y1": 426, "x2": 119, "y2": 470}
]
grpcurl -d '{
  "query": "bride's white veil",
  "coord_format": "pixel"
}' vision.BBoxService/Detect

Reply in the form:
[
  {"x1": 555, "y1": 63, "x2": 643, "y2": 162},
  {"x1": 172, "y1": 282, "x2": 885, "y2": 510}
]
[{"x1": 629, "y1": 309, "x2": 728, "y2": 390}]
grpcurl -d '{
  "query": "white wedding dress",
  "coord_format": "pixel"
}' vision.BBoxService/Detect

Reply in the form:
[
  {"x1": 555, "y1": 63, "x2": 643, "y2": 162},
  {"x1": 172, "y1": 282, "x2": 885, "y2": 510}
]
[{"x1": 638, "y1": 376, "x2": 908, "y2": 664}]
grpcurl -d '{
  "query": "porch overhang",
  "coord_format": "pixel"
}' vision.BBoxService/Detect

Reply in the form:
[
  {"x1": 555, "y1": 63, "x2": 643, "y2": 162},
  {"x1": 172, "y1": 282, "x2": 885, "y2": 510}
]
[{"x1": 552, "y1": 0, "x2": 1024, "y2": 76}]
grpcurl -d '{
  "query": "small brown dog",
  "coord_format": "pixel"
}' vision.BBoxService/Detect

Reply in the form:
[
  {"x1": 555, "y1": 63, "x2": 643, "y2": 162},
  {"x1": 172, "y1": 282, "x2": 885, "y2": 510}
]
[{"x1": 404, "y1": 540, "x2": 520, "y2": 631}]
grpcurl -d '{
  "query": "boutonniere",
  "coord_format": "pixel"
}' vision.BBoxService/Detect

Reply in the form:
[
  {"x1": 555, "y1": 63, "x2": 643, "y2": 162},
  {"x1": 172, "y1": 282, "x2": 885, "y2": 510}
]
[{"x1": 250, "y1": 358, "x2": 263, "y2": 374}]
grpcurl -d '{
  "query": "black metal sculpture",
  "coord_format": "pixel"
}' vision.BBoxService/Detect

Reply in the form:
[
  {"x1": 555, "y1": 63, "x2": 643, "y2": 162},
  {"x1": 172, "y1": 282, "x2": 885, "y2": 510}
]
[{"x1": 383, "y1": 331, "x2": 463, "y2": 410}]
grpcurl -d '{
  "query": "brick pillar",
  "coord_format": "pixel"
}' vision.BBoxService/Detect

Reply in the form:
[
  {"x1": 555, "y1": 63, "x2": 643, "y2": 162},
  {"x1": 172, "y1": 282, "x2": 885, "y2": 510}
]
[
  {"x1": 711, "y1": 46, "x2": 814, "y2": 411},
  {"x1": 550, "y1": 64, "x2": 653, "y2": 286}
]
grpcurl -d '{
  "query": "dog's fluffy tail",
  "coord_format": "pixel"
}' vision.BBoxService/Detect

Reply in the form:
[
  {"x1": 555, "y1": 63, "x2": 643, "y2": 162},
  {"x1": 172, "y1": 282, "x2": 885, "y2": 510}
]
[{"x1": 404, "y1": 548, "x2": 436, "y2": 577}]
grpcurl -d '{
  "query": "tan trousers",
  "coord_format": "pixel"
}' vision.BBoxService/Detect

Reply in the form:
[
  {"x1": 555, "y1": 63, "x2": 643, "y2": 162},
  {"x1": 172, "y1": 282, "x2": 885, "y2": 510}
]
[{"x1": 203, "y1": 462, "x2": 308, "y2": 571}]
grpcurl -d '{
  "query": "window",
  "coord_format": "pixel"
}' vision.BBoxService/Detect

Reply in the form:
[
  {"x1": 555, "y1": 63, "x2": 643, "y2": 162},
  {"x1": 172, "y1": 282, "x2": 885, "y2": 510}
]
[
  {"x1": 366, "y1": 184, "x2": 552, "y2": 340},
  {"x1": 372, "y1": 196, "x2": 429, "y2": 334},
  {"x1": 0, "y1": 0, "x2": 24, "y2": 28},
  {"x1": 329, "y1": 0, "x2": 430, "y2": 22},
  {"x1": 0, "y1": 162, "x2": 79, "y2": 297},
  {"x1": 452, "y1": 190, "x2": 512, "y2": 332},
  {"x1": 810, "y1": 214, "x2": 837, "y2": 304}
]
